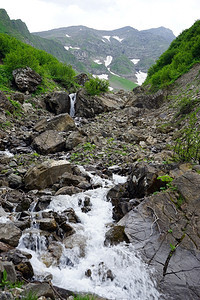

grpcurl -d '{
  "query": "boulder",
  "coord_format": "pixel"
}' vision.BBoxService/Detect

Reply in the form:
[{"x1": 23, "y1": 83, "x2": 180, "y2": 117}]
[
  {"x1": 65, "y1": 131, "x2": 87, "y2": 150},
  {"x1": 0, "y1": 261, "x2": 17, "y2": 283},
  {"x1": 75, "y1": 89, "x2": 124, "y2": 118},
  {"x1": 8, "y1": 173, "x2": 22, "y2": 189},
  {"x1": 37, "y1": 218, "x2": 57, "y2": 232},
  {"x1": 24, "y1": 159, "x2": 72, "y2": 190},
  {"x1": 32, "y1": 130, "x2": 66, "y2": 154},
  {"x1": 0, "y1": 91, "x2": 13, "y2": 113},
  {"x1": 59, "y1": 172, "x2": 87, "y2": 187},
  {"x1": 44, "y1": 91, "x2": 70, "y2": 115},
  {"x1": 22, "y1": 282, "x2": 55, "y2": 299},
  {"x1": 104, "y1": 225, "x2": 129, "y2": 246},
  {"x1": 34, "y1": 113, "x2": 76, "y2": 133},
  {"x1": 0, "y1": 223, "x2": 22, "y2": 247},
  {"x1": 74, "y1": 73, "x2": 89, "y2": 86},
  {"x1": 12, "y1": 67, "x2": 42, "y2": 93},
  {"x1": 119, "y1": 171, "x2": 200, "y2": 299}
]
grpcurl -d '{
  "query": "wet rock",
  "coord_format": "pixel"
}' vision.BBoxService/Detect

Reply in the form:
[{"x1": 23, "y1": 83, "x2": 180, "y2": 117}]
[
  {"x1": 37, "y1": 218, "x2": 57, "y2": 232},
  {"x1": 63, "y1": 233, "x2": 87, "y2": 257},
  {"x1": 0, "y1": 223, "x2": 22, "y2": 247},
  {"x1": 119, "y1": 171, "x2": 200, "y2": 300},
  {"x1": 55, "y1": 186, "x2": 81, "y2": 196},
  {"x1": 0, "y1": 242, "x2": 13, "y2": 253},
  {"x1": 59, "y1": 172, "x2": 86, "y2": 187},
  {"x1": 15, "y1": 260, "x2": 34, "y2": 280},
  {"x1": 32, "y1": 130, "x2": 66, "y2": 154},
  {"x1": 22, "y1": 282, "x2": 55, "y2": 299},
  {"x1": 35, "y1": 196, "x2": 52, "y2": 211},
  {"x1": 104, "y1": 225, "x2": 129, "y2": 246},
  {"x1": 12, "y1": 67, "x2": 42, "y2": 93},
  {"x1": 24, "y1": 159, "x2": 72, "y2": 190},
  {"x1": 44, "y1": 91, "x2": 70, "y2": 115},
  {"x1": 41, "y1": 242, "x2": 63, "y2": 267}
]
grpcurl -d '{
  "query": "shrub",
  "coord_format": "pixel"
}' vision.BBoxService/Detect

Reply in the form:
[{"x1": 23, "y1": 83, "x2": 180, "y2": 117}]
[
  {"x1": 84, "y1": 77, "x2": 109, "y2": 96},
  {"x1": 173, "y1": 112, "x2": 200, "y2": 163}
]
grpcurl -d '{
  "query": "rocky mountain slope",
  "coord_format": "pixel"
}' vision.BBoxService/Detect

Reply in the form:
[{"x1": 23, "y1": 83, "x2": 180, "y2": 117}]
[
  {"x1": 0, "y1": 61, "x2": 200, "y2": 299},
  {"x1": 34, "y1": 25, "x2": 175, "y2": 88}
]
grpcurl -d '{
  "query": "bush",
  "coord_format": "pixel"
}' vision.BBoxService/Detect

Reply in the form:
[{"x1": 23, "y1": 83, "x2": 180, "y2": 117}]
[
  {"x1": 173, "y1": 112, "x2": 200, "y2": 163},
  {"x1": 84, "y1": 77, "x2": 109, "y2": 95}
]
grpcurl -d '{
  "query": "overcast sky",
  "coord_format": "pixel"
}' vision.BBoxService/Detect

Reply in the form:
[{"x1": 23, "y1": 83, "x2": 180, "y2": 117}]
[{"x1": 0, "y1": 0, "x2": 199, "y2": 36}]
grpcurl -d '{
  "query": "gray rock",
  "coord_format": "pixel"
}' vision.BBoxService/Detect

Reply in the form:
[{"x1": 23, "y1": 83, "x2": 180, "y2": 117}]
[
  {"x1": 24, "y1": 159, "x2": 72, "y2": 190},
  {"x1": 44, "y1": 91, "x2": 70, "y2": 115},
  {"x1": 0, "y1": 261, "x2": 17, "y2": 283},
  {"x1": 8, "y1": 173, "x2": 22, "y2": 189},
  {"x1": 37, "y1": 218, "x2": 57, "y2": 232},
  {"x1": 119, "y1": 172, "x2": 200, "y2": 299},
  {"x1": 66, "y1": 131, "x2": 87, "y2": 150},
  {"x1": 0, "y1": 223, "x2": 22, "y2": 247},
  {"x1": 75, "y1": 89, "x2": 125, "y2": 118},
  {"x1": 32, "y1": 130, "x2": 66, "y2": 154},
  {"x1": 34, "y1": 113, "x2": 76, "y2": 133},
  {"x1": 23, "y1": 282, "x2": 55, "y2": 298},
  {"x1": 104, "y1": 225, "x2": 129, "y2": 246},
  {"x1": 12, "y1": 67, "x2": 42, "y2": 93}
]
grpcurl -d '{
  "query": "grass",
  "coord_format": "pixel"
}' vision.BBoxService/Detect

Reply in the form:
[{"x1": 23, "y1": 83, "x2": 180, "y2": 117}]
[{"x1": 109, "y1": 74, "x2": 137, "y2": 91}]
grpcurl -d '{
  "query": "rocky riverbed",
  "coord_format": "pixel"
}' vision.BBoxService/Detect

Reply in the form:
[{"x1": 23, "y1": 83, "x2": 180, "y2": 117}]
[{"x1": 0, "y1": 65, "x2": 200, "y2": 299}]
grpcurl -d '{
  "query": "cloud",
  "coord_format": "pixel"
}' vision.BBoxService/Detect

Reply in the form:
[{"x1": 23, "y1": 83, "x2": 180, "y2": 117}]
[{"x1": 1, "y1": 0, "x2": 200, "y2": 35}]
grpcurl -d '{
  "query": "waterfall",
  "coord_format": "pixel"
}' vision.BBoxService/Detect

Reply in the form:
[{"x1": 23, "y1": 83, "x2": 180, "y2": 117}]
[
  {"x1": 69, "y1": 93, "x2": 76, "y2": 117},
  {"x1": 17, "y1": 170, "x2": 160, "y2": 300}
]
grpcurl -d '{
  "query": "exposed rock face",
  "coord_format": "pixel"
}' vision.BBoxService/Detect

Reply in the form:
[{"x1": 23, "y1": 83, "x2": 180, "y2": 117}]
[
  {"x1": 12, "y1": 67, "x2": 42, "y2": 92},
  {"x1": 32, "y1": 130, "x2": 66, "y2": 154},
  {"x1": 75, "y1": 89, "x2": 125, "y2": 118},
  {"x1": 34, "y1": 113, "x2": 76, "y2": 133},
  {"x1": 132, "y1": 87, "x2": 165, "y2": 109},
  {"x1": 119, "y1": 171, "x2": 200, "y2": 300},
  {"x1": 0, "y1": 91, "x2": 14, "y2": 113},
  {"x1": 24, "y1": 159, "x2": 72, "y2": 190},
  {"x1": 44, "y1": 91, "x2": 70, "y2": 115},
  {"x1": 74, "y1": 73, "x2": 89, "y2": 86},
  {"x1": 0, "y1": 223, "x2": 22, "y2": 247}
]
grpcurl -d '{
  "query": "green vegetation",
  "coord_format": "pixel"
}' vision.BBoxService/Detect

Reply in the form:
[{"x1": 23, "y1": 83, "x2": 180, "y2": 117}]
[
  {"x1": 111, "y1": 55, "x2": 135, "y2": 75},
  {"x1": 0, "y1": 33, "x2": 78, "y2": 92},
  {"x1": 157, "y1": 174, "x2": 177, "y2": 192},
  {"x1": 109, "y1": 74, "x2": 137, "y2": 91},
  {"x1": 173, "y1": 112, "x2": 200, "y2": 163},
  {"x1": 84, "y1": 77, "x2": 109, "y2": 95},
  {"x1": 74, "y1": 295, "x2": 96, "y2": 300},
  {"x1": 0, "y1": 270, "x2": 23, "y2": 290},
  {"x1": 144, "y1": 20, "x2": 200, "y2": 90}
]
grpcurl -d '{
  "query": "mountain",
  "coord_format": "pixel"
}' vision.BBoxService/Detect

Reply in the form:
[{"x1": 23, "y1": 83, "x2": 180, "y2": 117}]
[
  {"x1": 33, "y1": 25, "x2": 175, "y2": 87},
  {"x1": 0, "y1": 9, "x2": 86, "y2": 73}
]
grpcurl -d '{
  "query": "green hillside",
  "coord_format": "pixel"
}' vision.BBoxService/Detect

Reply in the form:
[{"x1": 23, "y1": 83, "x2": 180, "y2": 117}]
[
  {"x1": 0, "y1": 9, "x2": 86, "y2": 73},
  {"x1": 0, "y1": 33, "x2": 77, "y2": 92},
  {"x1": 144, "y1": 20, "x2": 200, "y2": 90}
]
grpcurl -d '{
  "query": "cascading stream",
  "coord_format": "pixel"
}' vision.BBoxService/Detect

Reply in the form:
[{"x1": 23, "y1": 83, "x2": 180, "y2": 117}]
[
  {"x1": 17, "y1": 170, "x2": 160, "y2": 300},
  {"x1": 69, "y1": 93, "x2": 76, "y2": 117}
]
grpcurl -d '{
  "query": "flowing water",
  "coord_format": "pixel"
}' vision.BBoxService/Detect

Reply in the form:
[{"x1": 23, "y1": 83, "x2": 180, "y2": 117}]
[
  {"x1": 69, "y1": 93, "x2": 76, "y2": 117},
  {"x1": 17, "y1": 169, "x2": 160, "y2": 300}
]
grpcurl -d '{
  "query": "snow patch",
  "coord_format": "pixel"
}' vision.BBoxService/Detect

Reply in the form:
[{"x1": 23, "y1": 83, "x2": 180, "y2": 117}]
[
  {"x1": 108, "y1": 68, "x2": 120, "y2": 77},
  {"x1": 93, "y1": 74, "x2": 108, "y2": 80},
  {"x1": 113, "y1": 36, "x2": 124, "y2": 42},
  {"x1": 102, "y1": 36, "x2": 111, "y2": 42},
  {"x1": 66, "y1": 34, "x2": 71, "y2": 38},
  {"x1": 109, "y1": 86, "x2": 114, "y2": 91},
  {"x1": 94, "y1": 59, "x2": 102, "y2": 65},
  {"x1": 104, "y1": 56, "x2": 112, "y2": 67},
  {"x1": 131, "y1": 59, "x2": 140, "y2": 65},
  {"x1": 135, "y1": 71, "x2": 147, "y2": 85},
  {"x1": 64, "y1": 46, "x2": 80, "y2": 51}
]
